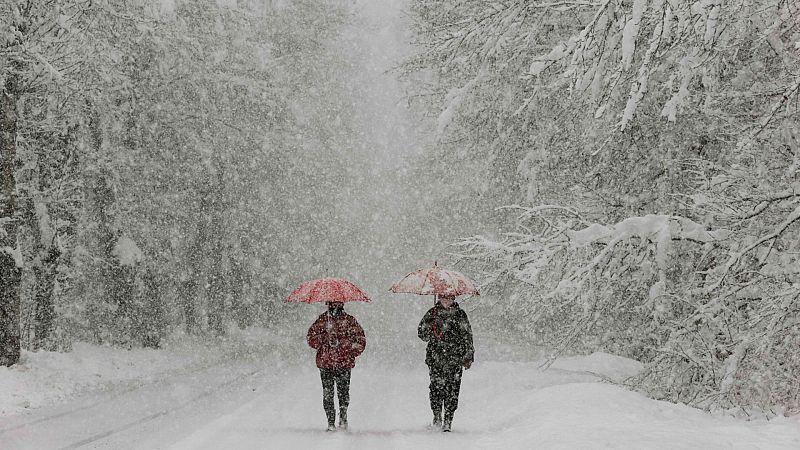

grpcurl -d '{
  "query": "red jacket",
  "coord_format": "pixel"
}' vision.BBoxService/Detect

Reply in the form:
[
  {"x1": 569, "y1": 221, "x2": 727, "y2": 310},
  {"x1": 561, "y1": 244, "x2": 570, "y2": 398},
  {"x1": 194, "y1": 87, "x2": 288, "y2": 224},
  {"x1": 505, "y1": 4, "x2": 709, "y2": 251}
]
[{"x1": 307, "y1": 311, "x2": 366, "y2": 369}]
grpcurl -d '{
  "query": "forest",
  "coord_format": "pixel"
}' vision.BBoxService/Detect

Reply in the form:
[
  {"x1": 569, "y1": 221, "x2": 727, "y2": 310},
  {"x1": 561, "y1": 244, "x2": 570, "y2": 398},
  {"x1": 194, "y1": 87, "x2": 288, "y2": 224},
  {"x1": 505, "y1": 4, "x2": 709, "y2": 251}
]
[
  {"x1": 0, "y1": 0, "x2": 371, "y2": 357},
  {"x1": 2, "y1": 0, "x2": 799, "y2": 418},
  {"x1": 406, "y1": 0, "x2": 800, "y2": 413}
]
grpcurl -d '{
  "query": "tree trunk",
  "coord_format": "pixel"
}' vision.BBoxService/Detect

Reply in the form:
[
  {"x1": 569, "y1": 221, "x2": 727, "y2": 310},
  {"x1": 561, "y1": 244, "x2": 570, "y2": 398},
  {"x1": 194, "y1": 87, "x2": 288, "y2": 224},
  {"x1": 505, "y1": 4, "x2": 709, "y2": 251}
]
[
  {"x1": 205, "y1": 170, "x2": 227, "y2": 336},
  {"x1": 84, "y1": 102, "x2": 128, "y2": 344},
  {"x1": 0, "y1": 80, "x2": 21, "y2": 366},
  {"x1": 182, "y1": 184, "x2": 209, "y2": 335},
  {"x1": 140, "y1": 267, "x2": 166, "y2": 348},
  {"x1": 179, "y1": 278, "x2": 199, "y2": 334},
  {"x1": 206, "y1": 227, "x2": 227, "y2": 334},
  {"x1": 33, "y1": 246, "x2": 59, "y2": 350},
  {"x1": 229, "y1": 256, "x2": 250, "y2": 329},
  {"x1": 19, "y1": 193, "x2": 60, "y2": 350}
]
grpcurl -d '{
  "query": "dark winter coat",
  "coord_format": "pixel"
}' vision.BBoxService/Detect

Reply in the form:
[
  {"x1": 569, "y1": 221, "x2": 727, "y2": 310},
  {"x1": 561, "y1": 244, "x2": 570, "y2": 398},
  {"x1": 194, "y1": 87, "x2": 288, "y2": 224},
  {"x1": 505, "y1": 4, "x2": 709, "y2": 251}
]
[
  {"x1": 307, "y1": 310, "x2": 366, "y2": 369},
  {"x1": 418, "y1": 302, "x2": 474, "y2": 368}
]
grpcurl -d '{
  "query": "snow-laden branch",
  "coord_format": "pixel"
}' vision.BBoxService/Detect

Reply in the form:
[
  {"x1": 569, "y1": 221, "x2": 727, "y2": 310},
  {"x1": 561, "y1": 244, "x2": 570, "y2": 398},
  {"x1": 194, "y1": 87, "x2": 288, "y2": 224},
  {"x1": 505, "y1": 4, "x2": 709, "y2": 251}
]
[
  {"x1": 709, "y1": 203, "x2": 800, "y2": 292},
  {"x1": 735, "y1": 184, "x2": 800, "y2": 223},
  {"x1": 521, "y1": 0, "x2": 799, "y2": 131},
  {"x1": 735, "y1": 75, "x2": 800, "y2": 152},
  {"x1": 1, "y1": 244, "x2": 23, "y2": 268},
  {"x1": 620, "y1": 0, "x2": 664, "y2": 130},
  {"x1": 436, "y1": 63, "x2": 488, "y2": 137},
  {"x1": 460, "y1": 209, "x2": 728, "y2": 308}
]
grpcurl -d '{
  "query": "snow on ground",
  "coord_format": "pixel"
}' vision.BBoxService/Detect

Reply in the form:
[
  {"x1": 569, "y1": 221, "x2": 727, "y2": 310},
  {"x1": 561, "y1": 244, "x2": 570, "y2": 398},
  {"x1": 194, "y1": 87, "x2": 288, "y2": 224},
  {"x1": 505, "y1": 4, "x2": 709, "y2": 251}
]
[
  {"x1": 2, "y1": 331, "x2": 799, "y2": 449},
  {"x1": 0, "y1": 327, "x2": 294, "y2": 417},
  {"x1": 549, "y1": 351, "x2": 644, "y2": 382},
  {"x1": 168, "y1": 353, "x2": 800, "y2": 450}
]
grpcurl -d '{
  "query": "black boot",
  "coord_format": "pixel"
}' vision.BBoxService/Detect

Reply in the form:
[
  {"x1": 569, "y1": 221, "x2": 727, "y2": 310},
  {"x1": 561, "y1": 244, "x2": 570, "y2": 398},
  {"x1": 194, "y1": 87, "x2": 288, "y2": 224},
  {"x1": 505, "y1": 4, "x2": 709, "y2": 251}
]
[
  {"x1": 442, "y1": 411, "x2": 454, "y2": 432},
  {"x1": 431, "y1": 407, "x2": 442, "y2": 428},
  {"x1": 338, "y1": 408, "x2": 348, "y2": 430}
]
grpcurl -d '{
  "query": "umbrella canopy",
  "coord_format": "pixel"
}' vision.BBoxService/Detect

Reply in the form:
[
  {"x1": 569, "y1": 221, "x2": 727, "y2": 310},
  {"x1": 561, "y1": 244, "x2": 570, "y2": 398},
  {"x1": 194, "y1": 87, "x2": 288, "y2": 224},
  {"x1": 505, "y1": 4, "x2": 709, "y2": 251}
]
[
  {"x1": 286, "y1": 278, "x2": 370, "y2": 304},
  {"x1": 390, "y1": 262, "x2": 479, "y2": 297}
]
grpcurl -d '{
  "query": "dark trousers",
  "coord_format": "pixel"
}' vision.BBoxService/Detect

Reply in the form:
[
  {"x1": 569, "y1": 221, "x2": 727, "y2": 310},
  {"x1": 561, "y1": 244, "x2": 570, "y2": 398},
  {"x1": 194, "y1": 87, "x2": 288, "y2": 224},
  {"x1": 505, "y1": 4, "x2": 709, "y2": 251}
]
[
  {"x1": 428, "y1": 364, "x2": 463, "y2": 420},
  {"x1": 320, "y1": 368, "x2": 351, "y2": 425}
]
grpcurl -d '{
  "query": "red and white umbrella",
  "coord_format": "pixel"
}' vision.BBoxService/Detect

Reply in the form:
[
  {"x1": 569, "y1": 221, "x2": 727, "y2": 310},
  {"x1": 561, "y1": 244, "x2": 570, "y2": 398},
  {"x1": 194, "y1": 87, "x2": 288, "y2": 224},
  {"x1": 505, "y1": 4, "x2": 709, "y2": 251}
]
[
  {"x1": 390, "y1": 262, "x2": 479, "y2": 297},
  {"x1": 286, "y1": 278, "x2": 370, "y2": 304}
]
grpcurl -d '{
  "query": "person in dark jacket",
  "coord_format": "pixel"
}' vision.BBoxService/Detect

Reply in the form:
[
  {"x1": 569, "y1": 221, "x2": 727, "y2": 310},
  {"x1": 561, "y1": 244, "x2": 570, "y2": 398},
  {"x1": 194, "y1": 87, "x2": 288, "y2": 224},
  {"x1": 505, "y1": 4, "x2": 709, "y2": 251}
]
[
  {"x1": 307, "y1": 301, "x2": 366, "y2": 431},
  {"x1": 418, "y1": 294, "x2": 474, "y2": 432}
]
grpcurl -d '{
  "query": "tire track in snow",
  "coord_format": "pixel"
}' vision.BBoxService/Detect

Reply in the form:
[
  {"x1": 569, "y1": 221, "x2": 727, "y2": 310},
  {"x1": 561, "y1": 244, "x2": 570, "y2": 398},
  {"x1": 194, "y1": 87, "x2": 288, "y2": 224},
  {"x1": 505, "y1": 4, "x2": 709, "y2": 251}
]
[
  {"x1": 0, "y1": 356, "x2": 248, "y2": 435},
  {"x1": 54, "y1": 366, "x2": 266, "y2": 450}
]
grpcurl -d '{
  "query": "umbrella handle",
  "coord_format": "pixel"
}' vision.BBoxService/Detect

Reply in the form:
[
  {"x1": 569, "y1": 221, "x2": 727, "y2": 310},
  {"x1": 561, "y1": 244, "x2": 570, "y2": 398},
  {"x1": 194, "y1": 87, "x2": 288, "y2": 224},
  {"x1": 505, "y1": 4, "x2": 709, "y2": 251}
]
[{"x1": 431, "y1": 302, "x2": 443, "y2": 338}]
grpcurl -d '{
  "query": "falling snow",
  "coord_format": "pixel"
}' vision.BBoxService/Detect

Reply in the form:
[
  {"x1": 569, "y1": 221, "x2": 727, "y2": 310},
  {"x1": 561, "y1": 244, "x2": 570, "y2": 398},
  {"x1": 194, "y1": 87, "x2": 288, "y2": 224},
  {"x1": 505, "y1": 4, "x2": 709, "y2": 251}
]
[{"x1": 1, "y1": 0, "x2": 799, "y2": 449}]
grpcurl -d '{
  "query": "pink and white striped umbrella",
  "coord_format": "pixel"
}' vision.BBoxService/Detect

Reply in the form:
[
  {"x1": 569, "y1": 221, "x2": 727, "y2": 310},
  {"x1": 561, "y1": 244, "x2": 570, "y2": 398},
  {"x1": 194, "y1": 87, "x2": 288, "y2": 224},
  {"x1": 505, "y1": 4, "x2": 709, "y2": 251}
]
[
  {"x1": 390, "y1": 263, "x2": 479, "y2": 297},
  {"x1": 286, "y1": 278, "x2": 370, "y2": 304}
]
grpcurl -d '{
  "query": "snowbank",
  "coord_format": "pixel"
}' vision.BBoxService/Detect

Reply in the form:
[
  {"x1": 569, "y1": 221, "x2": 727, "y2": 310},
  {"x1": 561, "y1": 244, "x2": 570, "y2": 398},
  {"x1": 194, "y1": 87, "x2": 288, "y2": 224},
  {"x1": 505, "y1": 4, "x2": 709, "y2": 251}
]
[
  {"x1": 490, "y1": 382, "x2": 800, "y2": 449},
  {"x1": 550, "y1": 351, "x2": 644, "y2": 382},
  {"x1": 0, "y1": 327, "x2": 296, "y2": 417}
]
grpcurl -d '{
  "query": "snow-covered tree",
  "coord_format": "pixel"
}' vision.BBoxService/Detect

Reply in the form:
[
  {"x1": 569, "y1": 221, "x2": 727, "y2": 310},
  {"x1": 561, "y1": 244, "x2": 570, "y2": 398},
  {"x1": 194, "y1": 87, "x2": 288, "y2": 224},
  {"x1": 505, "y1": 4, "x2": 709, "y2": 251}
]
[
  {"x1": 408, "y1": 0, "x2": 800, "y2": 411},
  {"x1": 1, "y1": 0, "x2": 96, "y2": 362},
  {"x1": 2, "y1": 0, "x2": 360, "y2": 355}
]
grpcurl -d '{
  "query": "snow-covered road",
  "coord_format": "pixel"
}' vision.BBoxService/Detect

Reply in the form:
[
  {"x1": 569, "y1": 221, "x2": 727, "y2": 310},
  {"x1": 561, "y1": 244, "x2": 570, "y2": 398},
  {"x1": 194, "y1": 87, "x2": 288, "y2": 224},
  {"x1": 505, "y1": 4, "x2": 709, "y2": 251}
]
[
  {"x1": 3, "y1": 336, "x2": 799, "y2": 450},
  {"x1": 1, "y1": 357, "x2": 269, "y2": 450}
]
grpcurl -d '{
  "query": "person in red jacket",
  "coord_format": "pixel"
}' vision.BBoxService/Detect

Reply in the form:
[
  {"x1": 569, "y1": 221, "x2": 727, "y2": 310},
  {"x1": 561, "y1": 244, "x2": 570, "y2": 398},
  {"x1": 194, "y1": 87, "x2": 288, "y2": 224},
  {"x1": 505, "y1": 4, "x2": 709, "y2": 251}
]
[{"x1": 307, "y1": 301, "x2": 366, "y2": 431}]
